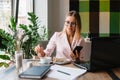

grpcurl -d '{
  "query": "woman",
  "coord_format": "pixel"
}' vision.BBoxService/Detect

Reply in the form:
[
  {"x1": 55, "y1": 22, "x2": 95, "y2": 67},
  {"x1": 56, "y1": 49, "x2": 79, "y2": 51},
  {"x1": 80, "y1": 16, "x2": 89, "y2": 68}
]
[{"x1": 35, "y1": 10, "x2": 85, "y2": 61}]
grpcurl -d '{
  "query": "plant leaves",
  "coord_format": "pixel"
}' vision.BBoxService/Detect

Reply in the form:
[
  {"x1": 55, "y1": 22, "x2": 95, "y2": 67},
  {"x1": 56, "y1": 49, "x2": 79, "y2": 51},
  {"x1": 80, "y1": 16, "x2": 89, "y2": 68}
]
[
  {"x1": 0, "y1": 62, "x2": 9, "y2": 68},
  {"x1": 10, "y1": 17, "x2": 16, "y2": 31},
  {"x1": 0, "y1": 55, "x2": 10, "y2": 60}
]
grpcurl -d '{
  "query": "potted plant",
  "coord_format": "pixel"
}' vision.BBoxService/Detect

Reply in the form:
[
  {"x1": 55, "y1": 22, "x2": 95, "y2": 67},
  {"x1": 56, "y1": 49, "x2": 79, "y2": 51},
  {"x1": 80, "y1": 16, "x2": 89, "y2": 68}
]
[{"x1": 0, "y1": 12, "x2": 48, "y2": 59}]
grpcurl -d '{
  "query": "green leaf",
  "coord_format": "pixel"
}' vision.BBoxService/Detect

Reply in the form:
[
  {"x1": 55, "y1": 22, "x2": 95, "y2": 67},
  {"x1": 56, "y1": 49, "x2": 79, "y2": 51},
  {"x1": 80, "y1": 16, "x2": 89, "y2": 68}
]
[
  {"x1": 0, "y1": 62, "x2": 9, "y2": 68},
  {"x1": 19, "y1": 24, "x2": 28, "y2": 32},
  {"x1": 0, "y1": 55, "x2": 10, "y2": 60},
  {"x1": 0, "y1": 29, "x2": 13, "y2": 41},
  {"x1": 10, "y1": 17, "x2": 16, "y2": 31}
]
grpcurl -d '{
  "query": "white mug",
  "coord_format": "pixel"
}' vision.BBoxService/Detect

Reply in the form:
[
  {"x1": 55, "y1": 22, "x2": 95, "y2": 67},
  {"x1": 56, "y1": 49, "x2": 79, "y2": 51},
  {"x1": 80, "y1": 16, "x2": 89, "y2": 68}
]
[
  {"x1": 27, "y1": 61, "x2": 33, "y2": 68},
  {"x1": 40, "y1": 57, "x2": 51, "y2": 64}
]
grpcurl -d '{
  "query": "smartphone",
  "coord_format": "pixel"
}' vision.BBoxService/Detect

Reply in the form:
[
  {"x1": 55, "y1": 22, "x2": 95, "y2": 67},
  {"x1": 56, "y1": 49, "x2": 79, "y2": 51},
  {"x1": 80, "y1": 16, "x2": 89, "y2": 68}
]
[{"x1": 73, "y1": 46, "x2": 83, "y2": 55}]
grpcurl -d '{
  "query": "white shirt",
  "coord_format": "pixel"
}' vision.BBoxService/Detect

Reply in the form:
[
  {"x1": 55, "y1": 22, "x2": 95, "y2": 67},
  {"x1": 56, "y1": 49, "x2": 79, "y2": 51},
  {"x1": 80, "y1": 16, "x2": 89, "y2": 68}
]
[{"x1": 44, "y1": 32, "x2": 85, "y2": 60}]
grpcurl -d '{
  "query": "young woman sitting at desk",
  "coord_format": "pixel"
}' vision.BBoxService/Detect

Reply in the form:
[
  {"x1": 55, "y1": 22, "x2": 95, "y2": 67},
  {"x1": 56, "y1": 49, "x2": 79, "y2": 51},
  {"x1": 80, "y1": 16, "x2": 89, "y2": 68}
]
[{"x1": 34, "y1": 10, "x2": 85, "y2": 61}]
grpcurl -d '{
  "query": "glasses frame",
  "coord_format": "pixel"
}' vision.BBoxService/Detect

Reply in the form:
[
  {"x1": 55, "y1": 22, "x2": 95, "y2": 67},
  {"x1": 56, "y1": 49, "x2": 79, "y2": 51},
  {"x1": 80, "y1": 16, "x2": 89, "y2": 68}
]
[{"x1": 65, "y1": 21, "x2": 76, "y2": 27}]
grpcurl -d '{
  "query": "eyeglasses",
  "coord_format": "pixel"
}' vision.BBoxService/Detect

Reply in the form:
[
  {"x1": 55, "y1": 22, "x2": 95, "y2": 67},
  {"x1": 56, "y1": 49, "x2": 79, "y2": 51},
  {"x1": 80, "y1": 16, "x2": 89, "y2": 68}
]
[{"x1": 65, "y1": 21, "x2": 76, "y2": 27}]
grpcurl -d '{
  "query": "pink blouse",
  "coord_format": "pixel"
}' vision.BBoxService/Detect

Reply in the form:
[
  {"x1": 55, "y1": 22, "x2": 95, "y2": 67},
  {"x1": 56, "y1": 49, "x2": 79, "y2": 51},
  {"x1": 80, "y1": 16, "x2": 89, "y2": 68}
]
[{"x1": 44, "y1": 32, "x2": 85, "y2": 60}]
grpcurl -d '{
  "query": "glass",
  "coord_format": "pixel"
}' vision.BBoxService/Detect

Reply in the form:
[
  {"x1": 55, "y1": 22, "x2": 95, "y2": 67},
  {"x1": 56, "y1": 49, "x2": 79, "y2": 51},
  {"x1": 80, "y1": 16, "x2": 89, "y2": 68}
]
[
  {"x1": 65, "y1": 21, "x2": 76, "y2": 27},
  {"x1": 15, "y1": 50, "x2": 23, "y2": 74}
]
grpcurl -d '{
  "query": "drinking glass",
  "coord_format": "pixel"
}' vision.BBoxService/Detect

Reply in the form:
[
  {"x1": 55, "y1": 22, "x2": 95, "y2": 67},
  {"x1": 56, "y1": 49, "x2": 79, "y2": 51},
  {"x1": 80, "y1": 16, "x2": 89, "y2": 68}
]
[{"x1": 15, "y1": 50, "x2": 23, "y2": 73}]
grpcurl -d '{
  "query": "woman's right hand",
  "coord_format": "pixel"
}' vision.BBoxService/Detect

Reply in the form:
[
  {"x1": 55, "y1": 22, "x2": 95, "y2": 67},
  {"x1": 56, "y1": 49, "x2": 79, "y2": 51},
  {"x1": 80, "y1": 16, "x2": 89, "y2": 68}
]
[
  {"x1": 34, "y1": 44, "x2": 45, "y2": 57},
  {"x1": 70, "y1": 50, "x2": 79, "y2": 61}
]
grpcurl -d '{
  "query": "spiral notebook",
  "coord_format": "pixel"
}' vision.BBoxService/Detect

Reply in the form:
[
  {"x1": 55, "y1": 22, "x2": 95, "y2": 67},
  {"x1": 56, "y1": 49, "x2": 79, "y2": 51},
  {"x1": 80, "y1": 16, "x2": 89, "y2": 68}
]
[{"x1": 19, "y1": 65, "x2": 50, "y2": 79}]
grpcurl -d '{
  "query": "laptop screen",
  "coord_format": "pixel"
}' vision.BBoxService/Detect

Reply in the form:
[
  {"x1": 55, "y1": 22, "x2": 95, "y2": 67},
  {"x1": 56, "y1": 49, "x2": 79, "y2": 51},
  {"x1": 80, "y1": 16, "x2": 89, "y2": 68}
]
[{"x1": 90, "y1": 37, "x2": 120, "y2": 71}]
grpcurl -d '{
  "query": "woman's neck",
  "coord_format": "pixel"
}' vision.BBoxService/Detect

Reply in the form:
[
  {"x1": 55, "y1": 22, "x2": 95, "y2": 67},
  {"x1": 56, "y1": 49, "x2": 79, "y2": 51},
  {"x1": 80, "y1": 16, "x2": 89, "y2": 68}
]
[
  {"x1": 66, "y1": 33, "x2": 74, "y2": 47},
  {"x1": 67, "y1": 31, "x2": 74, "y2": 37}
]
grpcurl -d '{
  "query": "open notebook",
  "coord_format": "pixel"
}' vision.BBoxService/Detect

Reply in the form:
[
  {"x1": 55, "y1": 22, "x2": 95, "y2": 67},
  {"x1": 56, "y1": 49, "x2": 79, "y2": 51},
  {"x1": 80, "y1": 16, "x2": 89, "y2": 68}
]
[
  {"x1": 47, "y1": 65, "x2": 87, "y2": 80},
  {"x1": 19, "y1": 65, "x2": 50, "y2": 79}
]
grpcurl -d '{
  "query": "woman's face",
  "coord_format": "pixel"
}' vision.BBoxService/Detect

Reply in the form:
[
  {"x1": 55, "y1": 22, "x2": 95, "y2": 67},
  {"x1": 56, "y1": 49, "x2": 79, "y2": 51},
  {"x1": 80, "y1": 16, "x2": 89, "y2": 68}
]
[{"x1": 64, "y1": 16, "x2": 76, "y2": 35}]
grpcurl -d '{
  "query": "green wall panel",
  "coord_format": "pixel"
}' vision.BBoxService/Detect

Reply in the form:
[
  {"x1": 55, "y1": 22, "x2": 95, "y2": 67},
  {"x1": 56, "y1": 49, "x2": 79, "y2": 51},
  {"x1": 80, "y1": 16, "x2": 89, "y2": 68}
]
[
  {"x1": 100, "y1": 1, "x2": 110, "y2": 12},
  {"x1": 79, "y1": 1, "x2": 89, "y2": 12},
  {"x1": 110, "y1": 12, "x2": 119, "y2": 34},
  {"x1": 70, "y1": 0, "x2": 120, "y2": 37},
  {"x1": 80, "y1": 12, "x2": 89, "y2": 34}
]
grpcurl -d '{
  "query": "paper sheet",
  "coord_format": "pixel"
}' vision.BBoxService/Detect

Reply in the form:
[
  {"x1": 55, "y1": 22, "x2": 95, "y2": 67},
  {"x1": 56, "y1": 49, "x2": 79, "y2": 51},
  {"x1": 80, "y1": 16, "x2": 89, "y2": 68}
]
[{"x1": 47, "y1": 65, "x2": 87, "y2": 80}]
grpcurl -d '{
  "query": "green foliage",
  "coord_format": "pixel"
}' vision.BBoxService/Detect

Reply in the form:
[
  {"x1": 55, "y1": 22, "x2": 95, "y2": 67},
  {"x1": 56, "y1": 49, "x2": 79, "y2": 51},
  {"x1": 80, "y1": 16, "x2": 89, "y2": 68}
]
[
  {"x1": 0, "y1": 55, "x2": 10, "y2": 60},
  {"x1": 0, "y1": 17, "x2": 16, "y2": 68},
  {"x1": 0, "y1": 17, "x2": 17, "y2": 57},
  {"x1": 19, "y1": 12, "x2": 48, "y2": 58},
  {"x1": 0, "y1": 12, "x2": 48, "y2": 59},
  {"x1": 10, "y1": 17, "x2": 17, "y2": 31},
  {"x1": 0, "y1": 62, "x2": 9, "y2": 68},
  {"x1": 0, "y1": 54, "x2": 10, "y2": 68},
  {"x1": 0, "y1": 17, "x2": 21, "y2": 58}
]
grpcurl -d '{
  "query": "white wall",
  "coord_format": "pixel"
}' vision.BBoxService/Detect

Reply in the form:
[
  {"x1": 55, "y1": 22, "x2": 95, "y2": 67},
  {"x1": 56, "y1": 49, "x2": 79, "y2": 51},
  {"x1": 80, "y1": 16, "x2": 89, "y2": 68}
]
[
  {"x1": 35, "y1": 0, "x2": 69, "y2": 38},
  {"x1": 34, "y1": 0, "x2": 48, "y2": 29},
  {"x1": 48, "y1": 0, "x2": 69, "y2": 37}
]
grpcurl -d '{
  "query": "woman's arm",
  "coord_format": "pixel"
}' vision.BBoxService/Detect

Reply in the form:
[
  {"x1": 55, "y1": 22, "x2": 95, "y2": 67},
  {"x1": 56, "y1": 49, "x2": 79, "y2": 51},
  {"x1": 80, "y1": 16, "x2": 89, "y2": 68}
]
[
  {"x1": 43, "y1": 32, "x2": 57, "y2": 56},
  {"x1": 34, "y1": 32, "x2": 57, "y2": 57}
]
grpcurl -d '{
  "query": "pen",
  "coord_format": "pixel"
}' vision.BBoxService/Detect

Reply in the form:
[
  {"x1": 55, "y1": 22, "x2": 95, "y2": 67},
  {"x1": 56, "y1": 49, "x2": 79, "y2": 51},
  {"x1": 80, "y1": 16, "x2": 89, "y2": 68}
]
[{"x1": 57, "y1": 70, "x2": 71, "y2": 76}]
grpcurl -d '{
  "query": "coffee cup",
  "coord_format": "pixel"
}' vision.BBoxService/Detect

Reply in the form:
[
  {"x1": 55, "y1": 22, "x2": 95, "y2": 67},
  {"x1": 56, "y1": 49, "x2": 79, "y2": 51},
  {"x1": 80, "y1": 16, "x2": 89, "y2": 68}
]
[
  {"x1": 40, "y1": 57, "x2": 51, "y2": 64},
  {"x1": 27, "y1": 61, "x2": 33, "y2": 68}
]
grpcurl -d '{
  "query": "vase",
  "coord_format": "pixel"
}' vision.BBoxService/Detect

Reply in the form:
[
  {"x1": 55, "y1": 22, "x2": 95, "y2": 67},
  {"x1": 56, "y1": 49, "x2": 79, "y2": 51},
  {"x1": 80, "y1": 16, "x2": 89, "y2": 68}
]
[{"x1": 15, "y1": 50, "x2": 23, "y2": 73}]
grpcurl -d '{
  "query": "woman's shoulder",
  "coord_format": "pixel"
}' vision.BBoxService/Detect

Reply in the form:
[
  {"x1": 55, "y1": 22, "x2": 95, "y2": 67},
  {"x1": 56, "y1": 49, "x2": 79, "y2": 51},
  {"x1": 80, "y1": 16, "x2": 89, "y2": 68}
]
[
  {"x1": 78, "y1": 36, "x2": 85, "y2": 43},
  {"x1": 54, "y1": 31, "x2": 62, "y2": 34},
  {"x1": 80, "y1": 35, "x2": 85, "y2": 40}
]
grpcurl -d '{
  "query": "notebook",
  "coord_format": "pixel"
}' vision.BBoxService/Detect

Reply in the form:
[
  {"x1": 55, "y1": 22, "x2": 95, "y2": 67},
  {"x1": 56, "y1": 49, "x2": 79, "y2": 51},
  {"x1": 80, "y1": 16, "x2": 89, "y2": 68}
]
[
  {"x1": 19, "y1": 65, "x2": 51, "y2": 79},
  {"x1": 47, "y1": 65, "x2": 87, "y2": 80},
  {"x1": 73, "y1": 37, "x2": 120, "y2": 72}
]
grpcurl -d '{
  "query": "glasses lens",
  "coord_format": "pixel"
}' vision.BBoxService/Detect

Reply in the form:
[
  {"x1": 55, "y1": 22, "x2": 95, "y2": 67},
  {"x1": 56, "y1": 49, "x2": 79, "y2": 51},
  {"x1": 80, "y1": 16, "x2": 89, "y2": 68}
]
[{"x1": 65, "y1": 21, "x2": 76, "y2": 27}]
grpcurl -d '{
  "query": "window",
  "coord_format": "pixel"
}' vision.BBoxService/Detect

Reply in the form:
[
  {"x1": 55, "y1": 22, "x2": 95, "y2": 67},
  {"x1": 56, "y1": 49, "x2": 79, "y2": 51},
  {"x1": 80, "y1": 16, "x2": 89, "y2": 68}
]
[
  {"x1": 17, "y1": 0, "x2": 33, "y2": 25},
  {"x1": 0, "y1": 0, "x2": 11, "y2": 31},
  {"x1": 0, "y1": 0, "x2": 33, "y2": 30},
  {"x1": 0, "y1": 0, "x2": 34, "y2": 71}
]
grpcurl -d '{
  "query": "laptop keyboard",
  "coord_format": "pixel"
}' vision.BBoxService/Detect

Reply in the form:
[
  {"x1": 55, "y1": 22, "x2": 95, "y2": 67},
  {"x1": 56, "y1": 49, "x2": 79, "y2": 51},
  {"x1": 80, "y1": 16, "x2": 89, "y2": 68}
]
[
  {"x1": 73, "y1": 62, "x2": 89, "y2": 70},
  {"x1": 80, "y1": 62, "x2": 90, "y2": 69}
]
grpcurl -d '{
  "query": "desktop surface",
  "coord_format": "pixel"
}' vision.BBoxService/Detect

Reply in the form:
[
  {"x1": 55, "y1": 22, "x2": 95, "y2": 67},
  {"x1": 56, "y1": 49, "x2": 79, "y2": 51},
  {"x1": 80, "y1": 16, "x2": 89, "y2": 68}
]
[{"x1": 0, "y1": 59, "x2": 120, "y2": 80}]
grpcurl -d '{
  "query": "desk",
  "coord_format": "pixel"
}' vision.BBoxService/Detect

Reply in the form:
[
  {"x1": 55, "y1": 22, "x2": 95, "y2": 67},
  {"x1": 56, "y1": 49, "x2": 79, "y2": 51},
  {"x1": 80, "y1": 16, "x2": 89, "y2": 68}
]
[
  {"x1": 57, "y1": 64, "x2": 120, "y2": 80},
  {"x1": 0, "y1": 60, "x2": 120, "y2": 80}
]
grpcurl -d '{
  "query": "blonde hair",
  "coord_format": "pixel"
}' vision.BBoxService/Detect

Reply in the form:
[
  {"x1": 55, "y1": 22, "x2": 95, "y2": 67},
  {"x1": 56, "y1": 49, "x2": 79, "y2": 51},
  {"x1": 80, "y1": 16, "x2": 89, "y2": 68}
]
[{"x1": 62, "y1": 10, "x2": 82, "y2": 40}]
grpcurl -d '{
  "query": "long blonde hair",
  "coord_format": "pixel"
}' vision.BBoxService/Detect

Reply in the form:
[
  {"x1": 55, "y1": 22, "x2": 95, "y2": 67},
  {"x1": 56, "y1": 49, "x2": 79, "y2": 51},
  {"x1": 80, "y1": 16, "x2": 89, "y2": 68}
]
[{"x1": 62, "y1": 10, "x2": 82, "y2": 41}]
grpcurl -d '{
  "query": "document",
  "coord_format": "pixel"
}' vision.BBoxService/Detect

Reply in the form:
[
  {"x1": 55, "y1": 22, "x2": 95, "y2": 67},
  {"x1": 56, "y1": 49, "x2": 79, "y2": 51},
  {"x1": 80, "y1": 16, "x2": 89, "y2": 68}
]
[{"x1": 47, "y1": 65, "x2": 87, "y2": 80}]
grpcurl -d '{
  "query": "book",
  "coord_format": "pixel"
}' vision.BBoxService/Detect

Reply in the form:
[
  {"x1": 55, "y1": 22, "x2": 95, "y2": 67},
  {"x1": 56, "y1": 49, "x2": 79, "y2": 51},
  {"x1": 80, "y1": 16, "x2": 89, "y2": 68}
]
[
  {"x1": 47, "y1": 65, "x2": 87, "y2": 80},
  {"x1": 19, "y1": 65, "x2": 50, "y2": 79}
]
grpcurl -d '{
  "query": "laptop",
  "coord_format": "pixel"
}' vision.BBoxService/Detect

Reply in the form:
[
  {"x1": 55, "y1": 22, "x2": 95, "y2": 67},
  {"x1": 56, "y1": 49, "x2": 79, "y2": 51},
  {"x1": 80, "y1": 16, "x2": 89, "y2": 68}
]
[{"x1": 73, "y1": 37, "x2": 120, "y2": 72}]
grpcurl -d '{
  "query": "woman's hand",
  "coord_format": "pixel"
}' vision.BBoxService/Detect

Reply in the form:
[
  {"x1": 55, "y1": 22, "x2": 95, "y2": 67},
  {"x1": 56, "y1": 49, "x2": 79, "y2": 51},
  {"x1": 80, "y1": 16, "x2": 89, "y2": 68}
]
[
  {"x1": 34, "y1": 44, "x2": 45, "y2": 57},
  {"x1": 70, "y1": 50, "x2": 79, "y2": 60}
]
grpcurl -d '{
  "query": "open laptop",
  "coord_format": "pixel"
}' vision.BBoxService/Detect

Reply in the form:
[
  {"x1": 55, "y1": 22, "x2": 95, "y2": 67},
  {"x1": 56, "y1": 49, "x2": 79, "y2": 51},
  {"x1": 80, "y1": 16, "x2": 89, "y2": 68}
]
[{"x1": 73, "y1": 37, "x2": 120, "y2": 72}]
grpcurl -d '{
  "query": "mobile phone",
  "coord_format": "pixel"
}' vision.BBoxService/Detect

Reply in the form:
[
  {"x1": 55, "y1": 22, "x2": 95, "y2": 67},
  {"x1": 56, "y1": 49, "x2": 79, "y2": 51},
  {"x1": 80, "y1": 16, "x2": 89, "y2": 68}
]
[{"x1": 73, "y1": 46, "x2": 83, "y2": 55}]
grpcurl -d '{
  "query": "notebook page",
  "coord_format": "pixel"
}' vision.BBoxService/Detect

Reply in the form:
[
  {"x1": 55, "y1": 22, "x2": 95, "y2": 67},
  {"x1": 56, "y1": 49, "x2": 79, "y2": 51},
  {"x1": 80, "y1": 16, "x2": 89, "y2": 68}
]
[{"x1": 47, "y1": 65, "x2": 87, "y2": 80}]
